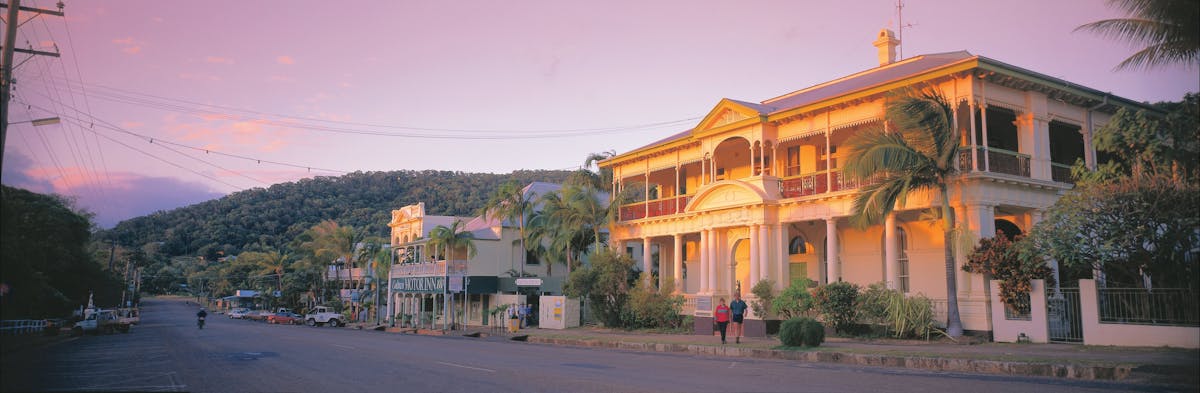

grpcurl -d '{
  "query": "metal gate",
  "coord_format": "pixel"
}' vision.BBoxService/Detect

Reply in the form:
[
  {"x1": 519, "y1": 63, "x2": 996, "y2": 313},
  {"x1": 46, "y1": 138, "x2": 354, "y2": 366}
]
[{"x1": 1046, "y1": 287, "x2": 1083, "y2": 343}]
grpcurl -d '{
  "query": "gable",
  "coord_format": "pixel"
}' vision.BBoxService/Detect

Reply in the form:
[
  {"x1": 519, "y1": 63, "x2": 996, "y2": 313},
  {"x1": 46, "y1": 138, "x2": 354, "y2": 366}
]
[
  {"x1": 685, "y1": 181, "x2": 768, "y2": 212},
  {"x1": 693, "y1": 98, "x2": 772, "y2": 135}
]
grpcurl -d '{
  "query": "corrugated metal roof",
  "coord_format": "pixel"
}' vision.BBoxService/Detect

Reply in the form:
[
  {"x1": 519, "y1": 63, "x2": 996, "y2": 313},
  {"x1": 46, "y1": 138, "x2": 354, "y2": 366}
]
[{"x1": 763, "y1": 51, "x2": 974, "y2": 111}]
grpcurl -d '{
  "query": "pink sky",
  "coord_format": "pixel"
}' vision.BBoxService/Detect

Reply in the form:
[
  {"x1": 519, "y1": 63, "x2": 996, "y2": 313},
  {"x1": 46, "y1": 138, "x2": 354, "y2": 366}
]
[{"x1": 2, "y1": 0, "x2": 1197, "y2": 228}]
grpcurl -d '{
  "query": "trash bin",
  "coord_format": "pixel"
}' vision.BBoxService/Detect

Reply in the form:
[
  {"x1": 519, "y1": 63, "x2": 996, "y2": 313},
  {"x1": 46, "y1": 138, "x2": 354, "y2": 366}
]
[{"x1": 509, "y1": 317, "x2": 519, "y2": 333}]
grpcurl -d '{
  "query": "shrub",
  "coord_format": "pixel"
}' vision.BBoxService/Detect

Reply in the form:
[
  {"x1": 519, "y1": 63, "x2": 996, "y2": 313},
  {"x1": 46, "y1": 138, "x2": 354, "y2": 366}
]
[
  {"x1": 814, "y1": 282, "x2": 859, "y2": 334},
  {"x1": 624, "y1": 279, "x2": 685, "y2": 330},
  {"x1": 564, "y1": 249, "x2": 636, "y2": 327},
  {"x1": 799, "y1": 318, "x2": 825, "y2": 347},
  {"x1": 779, "y1": 317, "x2": 825, "y2": 347},
  {"x1": 963, "y1": 233, "x2": 1051, "y2": 315},
  {"x1": 749, "y1": 279, "x2": 775, "y2": 319},
  {"x1": 856, "y1": 283, "x2": 942, "y2": 339},
  {"x1": 772, "y1": 278, "x2": 815, "y2": 319}
]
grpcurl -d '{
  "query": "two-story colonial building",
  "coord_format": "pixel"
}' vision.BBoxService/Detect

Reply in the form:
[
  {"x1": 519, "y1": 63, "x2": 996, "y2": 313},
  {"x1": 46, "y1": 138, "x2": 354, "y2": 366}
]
[{"x1": 601, "y1": 30, "x2": 1152, "y2": 336}]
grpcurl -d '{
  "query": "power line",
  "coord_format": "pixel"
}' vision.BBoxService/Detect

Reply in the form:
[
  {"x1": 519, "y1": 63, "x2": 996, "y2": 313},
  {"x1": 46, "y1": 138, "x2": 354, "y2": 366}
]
[
  {"x1": 20, "y1": 97, "x2": 351, "y2": 175},
  {"x1": 48, "y1": 77, "x2": 702, "y2": 138}
]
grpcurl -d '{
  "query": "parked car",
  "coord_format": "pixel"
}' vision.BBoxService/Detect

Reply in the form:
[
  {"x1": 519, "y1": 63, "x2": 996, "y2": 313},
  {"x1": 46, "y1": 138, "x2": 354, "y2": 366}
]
[
  {"x1": 245, "y1": 310, "x2": 271, "y2": 322},
  {"x1": 267, "y1": 311, "x2": 302, "y2": 325},
  {"x1": 228, "y1": 308, "x2": 251, "y2": 319},
  {"x1": 72, "y1": 309, "x2": 129, "y2": 335},
  {"x1": 304, "y1": 306, "x2": 343, "y2": 327},
  {"x1": 117, "y1": 308, "x2": 140, "y2": 325}
]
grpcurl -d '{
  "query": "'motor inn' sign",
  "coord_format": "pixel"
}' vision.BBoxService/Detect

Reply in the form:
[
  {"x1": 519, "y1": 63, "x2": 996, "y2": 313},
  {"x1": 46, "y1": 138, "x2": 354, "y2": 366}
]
[{"x1": 391, "y1": 276, "x2": 445, "y2": 293}]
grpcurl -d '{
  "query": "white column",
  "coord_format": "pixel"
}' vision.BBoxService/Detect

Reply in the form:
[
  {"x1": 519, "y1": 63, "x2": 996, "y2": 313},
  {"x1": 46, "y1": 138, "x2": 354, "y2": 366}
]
[
  {"x1": 699, "y1": 230, "x2": 709, "y2": 293},
  {"x1": 749, "y1": 224, "x2": 760, "y2": 290},
  {"x1": 642, "y1": 237, "x2": 653, "y2": 285},
  {"x1": 673, "y1": 233, "x2": 684, "y2": 293},
  {"x1": 708, "y1": 229, "x2": 718, "y2": 293},
  {"x1": 885, "y1": 213, "x2": 899, "y2": 290},
  {"x1": 758, "y1": 224, "x2": 770, "y2": 282},
  {"x1": 775, "y1": 222, "x2": 786, "y2": 290},
  {"x1": 826, "y1": 218, "x2": 839, "y2": 283}
]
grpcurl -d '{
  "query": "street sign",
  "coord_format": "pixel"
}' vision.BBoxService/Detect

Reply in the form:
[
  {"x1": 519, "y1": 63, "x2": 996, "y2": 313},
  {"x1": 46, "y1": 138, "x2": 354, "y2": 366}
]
[
  {"x1": 448, "y1": 275, "x2": 464, "y2": 292},
  {"x1": 515, "y1": 278, "x2": 542, "y2": 287}
]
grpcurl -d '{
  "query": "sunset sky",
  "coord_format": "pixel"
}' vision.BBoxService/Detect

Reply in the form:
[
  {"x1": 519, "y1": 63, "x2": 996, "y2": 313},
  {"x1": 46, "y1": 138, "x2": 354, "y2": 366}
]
[{"x1": 2, "y1": 0, "x2": 1196, "y2": 228}]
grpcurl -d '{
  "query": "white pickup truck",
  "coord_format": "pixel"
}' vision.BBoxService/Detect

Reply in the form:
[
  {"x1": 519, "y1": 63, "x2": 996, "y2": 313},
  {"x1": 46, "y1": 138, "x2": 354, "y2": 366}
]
[
  {"x1": 304, "y1": 306, "x2": 343, "y2": 327},
  {"x1": 72, "y1": 309, "x2": 130, "y2": 335}
]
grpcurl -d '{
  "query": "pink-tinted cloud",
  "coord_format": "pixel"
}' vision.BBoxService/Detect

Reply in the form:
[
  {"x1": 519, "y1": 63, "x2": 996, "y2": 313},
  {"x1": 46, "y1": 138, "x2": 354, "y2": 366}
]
[
  {"x1": 276, "y1": 55, "x2": 294, "y2": 65},
  {"x1": 121, "y1": 121, "x2": 144, "y2": 128},
  {"x1": 267, "y1": 75, "x2": 294, "y2": 83},
  {"x1": 112, "y1": 37, "x2": 134, "y2": 45},
  {"x1": 177, "y1": 72, "x2": 221, "y2": 81},
  {"x1": 205, "y1": 56, "x2": 235, "y2": 65}
]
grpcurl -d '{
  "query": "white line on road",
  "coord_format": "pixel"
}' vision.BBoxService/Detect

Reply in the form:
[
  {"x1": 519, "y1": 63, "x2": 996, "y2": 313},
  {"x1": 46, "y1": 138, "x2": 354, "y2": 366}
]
[
  {"x1": 729, "y1": 362, "x2": 737, "y2": 368},
  {"x1": 436, "y1": 361, "x2": 496, "y2": 373},
  {"x1": 332, "y1": 344, "x2": 356, "y2": 350}
]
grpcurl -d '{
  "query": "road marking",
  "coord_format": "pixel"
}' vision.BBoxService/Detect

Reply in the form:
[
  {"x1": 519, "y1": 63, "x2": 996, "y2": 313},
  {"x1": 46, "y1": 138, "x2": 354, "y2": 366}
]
[
  {"x1": 436, "y1": 361, "x2": 496, "y2": 373},
  {"x1": 729, "y1": 362, "x2": 737, "y2": 368},
  {"x1": 332, "y1": 344, "x2": 356, "y2": 350}
]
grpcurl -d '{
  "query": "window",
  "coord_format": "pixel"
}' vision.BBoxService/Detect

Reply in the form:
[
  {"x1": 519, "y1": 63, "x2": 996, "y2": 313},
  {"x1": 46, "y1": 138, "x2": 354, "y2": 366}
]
[
  {"x1": 679, "y1": 168, "x2": 687, "y2": 195},
  {"x1": 786, "y1": 146, "x2": 801, "y2": 176},
  {"x1": 788, "y1": 235, "x2": 807, "y2": 255},
  {"x1": 626, "y1": 246, "x2": 634, "y2": 257},
  {"x1": 789, "y1": 262, "x2": 808, "y2": 281},
  {"x1": 525, "y1": 249, "x2": 540, "y2": 265},
  {"x1": 716, "y1": 168, "x2": 726, "y2": 181},
  {"x1": 898, "y1": 227, "x2": 909, "y2": 293}
]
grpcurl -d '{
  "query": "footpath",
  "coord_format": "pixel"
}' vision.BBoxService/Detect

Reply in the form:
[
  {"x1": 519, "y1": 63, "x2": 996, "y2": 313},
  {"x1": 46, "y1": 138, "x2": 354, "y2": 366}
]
[{"x1": 391, "y1": 323, "x2": 1198, "y2": 387}]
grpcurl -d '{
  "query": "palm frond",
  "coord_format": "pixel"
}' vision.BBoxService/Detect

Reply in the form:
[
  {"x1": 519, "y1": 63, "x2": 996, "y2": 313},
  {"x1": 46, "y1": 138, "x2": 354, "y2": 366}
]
[{"x1": 842, "y1": 127, "x2": 928, "y2": 181}]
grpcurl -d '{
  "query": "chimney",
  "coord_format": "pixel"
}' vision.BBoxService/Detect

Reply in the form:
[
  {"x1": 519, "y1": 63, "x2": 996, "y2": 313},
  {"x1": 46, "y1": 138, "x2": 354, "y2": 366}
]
[{"x1": 873, "y1": 28, "x2": 900, "y2": 66}]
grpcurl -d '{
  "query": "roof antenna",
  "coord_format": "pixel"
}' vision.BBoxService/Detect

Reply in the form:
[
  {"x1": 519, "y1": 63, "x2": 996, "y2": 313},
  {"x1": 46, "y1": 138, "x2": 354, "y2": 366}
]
[{"x1": 896, "y1": 0, "x2": 917, "y2": 59}]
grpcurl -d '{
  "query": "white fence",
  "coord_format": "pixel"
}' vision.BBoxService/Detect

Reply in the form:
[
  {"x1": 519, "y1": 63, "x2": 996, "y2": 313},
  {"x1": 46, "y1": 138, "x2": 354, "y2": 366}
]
[
  {"x1": 991, "y1": 279, "x2": 1199, "y2": 348},
  {"x1": 0, "y1": 320, "x2": 49, "y2": 335}
]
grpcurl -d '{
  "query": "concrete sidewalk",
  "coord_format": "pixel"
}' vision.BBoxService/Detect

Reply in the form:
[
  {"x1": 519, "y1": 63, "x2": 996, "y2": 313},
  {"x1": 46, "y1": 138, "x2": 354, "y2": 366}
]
[{"x1": 505, "y1": 326, "x2": 1198, "y2": 385}]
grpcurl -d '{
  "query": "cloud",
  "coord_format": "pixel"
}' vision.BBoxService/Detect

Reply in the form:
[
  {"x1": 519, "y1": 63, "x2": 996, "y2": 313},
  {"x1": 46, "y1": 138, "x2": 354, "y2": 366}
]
[
  {"x1": 205, "y1": 56, "x2": 235, "y2": 65},
  {"x1": 1, "y1": 150, "x2": 225, "y2": 228},
  {"x1": 178, "y1": 72, "x2": 221, "y2": 81},
  {"x1": 121, "y1": 121, "x2": 144, "y2": 129},
  {"x1": 152, "y1": 16, "x2": 164, "y2": 23},
  {"x1": 112, "y1": 37, "x2": 143, "y2": 55},
  {"x1": 112, "y1": 37, "x2": 134, "y2": 45},
  {"x1": 276, "y1": 55, "x2": 294, "y2": 65},
  {"x1": 122, "y1": 46, "x2": 142, "y2": 54},
  {"x1": 267, "y1": 75, "x2": 294, "y2": 83}
]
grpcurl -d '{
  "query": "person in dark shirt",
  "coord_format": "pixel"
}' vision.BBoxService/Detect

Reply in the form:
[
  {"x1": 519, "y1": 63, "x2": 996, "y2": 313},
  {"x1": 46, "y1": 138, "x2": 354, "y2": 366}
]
[{"x1": 730, "y1": 292, "x2": 748, "y2": 344}]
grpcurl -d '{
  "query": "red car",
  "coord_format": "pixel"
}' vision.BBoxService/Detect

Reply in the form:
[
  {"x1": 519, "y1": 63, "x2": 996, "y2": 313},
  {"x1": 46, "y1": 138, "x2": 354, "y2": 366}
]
[{"x1": 267, "y1": 311, "x2": 302, "y2": 325}]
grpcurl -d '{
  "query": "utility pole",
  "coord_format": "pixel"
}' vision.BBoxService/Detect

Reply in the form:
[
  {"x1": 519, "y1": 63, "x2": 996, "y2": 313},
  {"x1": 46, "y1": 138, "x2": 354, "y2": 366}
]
[{"x1": 0, "y1": 0, "x2": 63, "y2": 176}]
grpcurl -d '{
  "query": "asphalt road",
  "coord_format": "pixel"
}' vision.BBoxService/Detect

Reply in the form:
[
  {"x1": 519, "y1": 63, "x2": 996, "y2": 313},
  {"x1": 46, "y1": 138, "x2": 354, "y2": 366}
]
[{"x1": 0, "y1": 298, "x2": 1181, "y2": 392}]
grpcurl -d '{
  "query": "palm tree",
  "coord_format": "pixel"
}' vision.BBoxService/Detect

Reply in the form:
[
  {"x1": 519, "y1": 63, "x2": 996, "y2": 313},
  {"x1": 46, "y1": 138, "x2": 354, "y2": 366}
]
[
  {"x1": 1076, "y1": 0, "x2": 1200, "y2": 70},
  {"x1": 428, "y1": 219, "x2": 478, "y2": 262},
  {"x1": 567, "y1": 150, "x2": 617, "y2": 189},
  {"x1": 841, "y1": 87, "x2": 965, "y2": 337},
  {"x1": 252, "y1": 250, "x2": 290, "y2": 295},
  {"x1": 303, "y1": 220, "x2": 366, "y2": 318},
  {"x1": 479, "y1": 181, "x2": 533, "y2": 275}
]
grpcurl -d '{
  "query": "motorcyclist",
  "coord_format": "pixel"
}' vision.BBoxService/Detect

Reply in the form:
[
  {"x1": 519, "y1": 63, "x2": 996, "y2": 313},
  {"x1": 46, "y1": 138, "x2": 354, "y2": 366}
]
[{"x1": 197, "y1": 308, "x2": 208, "y2": 329}]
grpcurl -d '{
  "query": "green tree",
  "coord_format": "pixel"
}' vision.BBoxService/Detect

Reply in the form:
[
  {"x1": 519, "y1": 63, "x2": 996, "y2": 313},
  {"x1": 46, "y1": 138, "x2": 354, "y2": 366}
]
[
  {"x1": 842, "y1": 87, "x2": 965, "y2": 337},
  {"x1": 1086, "y1": 93, "x2": 1200, "y2": 182},
  {"x1": 480, "y1": 181, "x2": 533, "y2": 275},
  {"x1": 300, "y1": 220, "x2": 366, "y2": 315},
  {"x1": 564, "y1": 249, "x2": 636, "y2": 327},
  {"x1": 1024, "y1": 171, "x2": 1199, "y2": 288},
  {"x1": 1076, "y1": 0, "x2": 1200, "y2": 70},
  {"x1": 1, "y1": 186, "x2": 121, "y2": 318}
]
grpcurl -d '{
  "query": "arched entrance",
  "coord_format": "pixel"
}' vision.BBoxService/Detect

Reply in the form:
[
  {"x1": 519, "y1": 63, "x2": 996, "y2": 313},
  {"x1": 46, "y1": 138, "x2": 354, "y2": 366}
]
[
  {"x1": 730, "y1": 238, "x2": 750, "y2": 295},
  {"x1": 995, "y1": 219, "x2": 1022, "y2": 240}
]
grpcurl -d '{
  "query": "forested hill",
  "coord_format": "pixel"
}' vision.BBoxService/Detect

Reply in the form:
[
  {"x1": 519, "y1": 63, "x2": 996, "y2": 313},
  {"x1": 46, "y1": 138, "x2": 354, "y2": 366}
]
[{"x1": 100, "y1": 169, "x2": 574, "y2": 258}]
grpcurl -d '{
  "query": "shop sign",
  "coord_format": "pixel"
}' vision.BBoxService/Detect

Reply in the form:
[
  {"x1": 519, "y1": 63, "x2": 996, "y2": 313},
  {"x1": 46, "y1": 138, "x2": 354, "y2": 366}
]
[{"x1": 391, "y1": 276, "x2": 445, "y2": 293}]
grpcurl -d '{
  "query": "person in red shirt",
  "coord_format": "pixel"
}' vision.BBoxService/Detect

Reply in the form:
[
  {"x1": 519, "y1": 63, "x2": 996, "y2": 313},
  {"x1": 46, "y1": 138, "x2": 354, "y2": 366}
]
[{"x1": 714, "y1": 297, "x2": 731, "y2": 344}]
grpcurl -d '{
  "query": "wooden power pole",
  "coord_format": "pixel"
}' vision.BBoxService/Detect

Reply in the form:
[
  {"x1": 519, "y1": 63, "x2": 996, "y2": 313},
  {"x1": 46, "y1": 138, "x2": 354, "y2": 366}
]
[{"x1": 0, "y1": 0, "x2": 63, "y2": 176}]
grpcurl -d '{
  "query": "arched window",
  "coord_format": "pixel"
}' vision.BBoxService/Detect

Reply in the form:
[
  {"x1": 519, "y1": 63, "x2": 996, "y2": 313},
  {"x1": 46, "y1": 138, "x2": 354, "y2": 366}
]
[{"x1": 788, "y1": 235, "x2": 807, "y2": 255}]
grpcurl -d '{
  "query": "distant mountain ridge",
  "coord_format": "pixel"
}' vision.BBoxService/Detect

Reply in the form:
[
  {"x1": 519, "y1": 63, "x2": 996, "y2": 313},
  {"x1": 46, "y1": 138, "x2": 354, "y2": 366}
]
[{"x1": 100, "y1": 169, "x2": 575, "y2": 258}]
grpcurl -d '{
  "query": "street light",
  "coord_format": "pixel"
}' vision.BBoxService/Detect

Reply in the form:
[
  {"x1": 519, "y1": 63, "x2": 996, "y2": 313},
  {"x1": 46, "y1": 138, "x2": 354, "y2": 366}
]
[{"x1": 7, "y1": 116, "x2": 60, "y2": 126}]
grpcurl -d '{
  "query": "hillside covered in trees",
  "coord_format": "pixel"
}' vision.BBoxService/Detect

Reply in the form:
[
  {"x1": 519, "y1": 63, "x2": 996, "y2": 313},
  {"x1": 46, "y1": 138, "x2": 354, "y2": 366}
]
[{"x1": 99, "y1": 170, "x2": 575, "y2": 260}]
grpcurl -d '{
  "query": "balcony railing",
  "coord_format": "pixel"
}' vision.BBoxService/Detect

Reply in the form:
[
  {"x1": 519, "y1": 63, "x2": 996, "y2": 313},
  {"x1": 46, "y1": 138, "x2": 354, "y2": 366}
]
[
  {"x1": 1051, "y1": 163, "x2": 1076, "y2": 184},
  {"x1": 781, "y1": 171, "x2": 829, "y2": 198},
  {"x1": 1098, "y1": 287, "x2": 1199, "y2": 327},
  {"x1": 619, "y1": 195, "x2": 692, "y2": 221},
  {"x1": 957, "y1": 146, "x2": 1031, "y2": 178}
]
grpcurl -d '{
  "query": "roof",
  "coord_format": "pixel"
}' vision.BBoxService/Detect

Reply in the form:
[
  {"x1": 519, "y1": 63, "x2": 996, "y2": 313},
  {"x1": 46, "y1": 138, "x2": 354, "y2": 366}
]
[
  {"x1": 605, "y1": 50, "x2": 1154, "y2": 166},
  {"x1": 763, "y1": 51, "x2": 974, "y2": 111}
]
